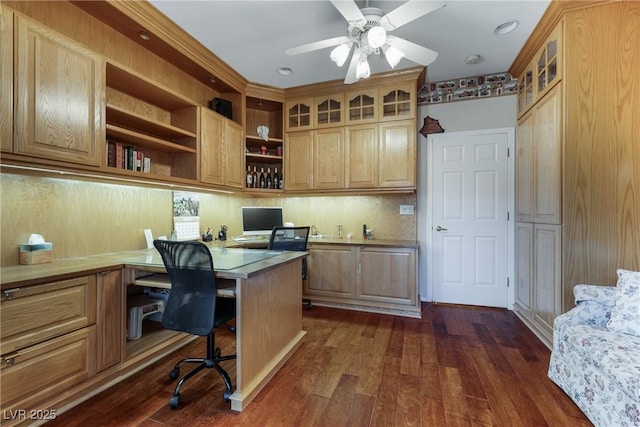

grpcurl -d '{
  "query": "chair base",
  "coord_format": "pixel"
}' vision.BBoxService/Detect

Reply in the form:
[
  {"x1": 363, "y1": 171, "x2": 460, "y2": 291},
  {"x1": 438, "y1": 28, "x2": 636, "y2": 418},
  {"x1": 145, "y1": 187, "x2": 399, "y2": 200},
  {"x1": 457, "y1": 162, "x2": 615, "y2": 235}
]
[
  {"x1": 303, "y1": 298, "x2": 312, "y2": 309},
  {"x1": 167, "y1": 332, "x2": 236, "y2": 408}
]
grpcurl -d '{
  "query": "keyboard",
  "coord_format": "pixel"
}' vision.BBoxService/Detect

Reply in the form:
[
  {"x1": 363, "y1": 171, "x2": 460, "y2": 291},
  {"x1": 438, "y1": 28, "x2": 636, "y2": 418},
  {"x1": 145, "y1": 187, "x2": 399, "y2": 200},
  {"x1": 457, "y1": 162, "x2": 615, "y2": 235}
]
[{"x1": 232, "y1": 235, "x2": 267, "y2": 242}]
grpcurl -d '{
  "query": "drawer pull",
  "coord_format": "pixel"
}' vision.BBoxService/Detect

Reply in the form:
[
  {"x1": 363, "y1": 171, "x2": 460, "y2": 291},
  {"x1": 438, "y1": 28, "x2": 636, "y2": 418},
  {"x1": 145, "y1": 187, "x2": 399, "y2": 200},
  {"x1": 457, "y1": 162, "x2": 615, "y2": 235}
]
[{"x1": 3, "y1": 288, "x2": 21, "y2": 299}]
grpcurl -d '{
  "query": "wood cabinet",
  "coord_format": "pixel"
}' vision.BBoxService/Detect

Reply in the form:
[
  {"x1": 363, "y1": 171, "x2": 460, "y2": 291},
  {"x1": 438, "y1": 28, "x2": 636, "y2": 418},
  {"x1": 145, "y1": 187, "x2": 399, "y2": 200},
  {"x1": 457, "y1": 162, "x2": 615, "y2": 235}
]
[
  {"x1": 517, "y1": 24, "x2": 562, "y2": 117},
  {"x1": 358, "y1": 247, "x2": 417, "y2": 308},
  {"x1": 511, "y1": 2, "x2": 640, "y2": 346},
  {"x1": 514, "y1": 222, "x2": 562, "y2": 343},
  {"x1": 345, "y1": 88, "x2": 378, "y2": 125},
  {"x1": 516, "y1": 85, "x2": 561, "y2": 224},
  {"x1": 314, "y1": 94, "x2": 344, "y2": 128},
  {"x1": 306, "y1": 245, "x2": 356, "y2": 299},
  {"x1": 313, "y1": 127, "x2": 345, "y2": 189},
  {"x1": 200, "y1": 107, "x2": 244, "y2": 189},
  {"x1": 345, "y1": 124, "x2": 378, "y2": 188},
  {"x1": 378, "y1": 120, "x2": 416, "y2": 188},
  {"x1": 0, "y1": 276, "x2": 97, "y2": 414},
  {"x1": 14, "y1": 15, "x2": 103, "y2": 167},
  {"x1": 285, "y1": 98, "x2": 312, "y2": 131},
  {"x1": 306, "y1": 243, "x2": 419, "y2": 317},
  {"x1": 379, "y1": 83, "x2": 415, "y2": 121},
  {"x1": 1, "y1": 9, "x2": 13, "y2": 153},
  {"x1": 96, "y1": 269, "x2": 123, "y2": 373},
  {"x1": 284, "y1": 131, "x2": 313, "y2": 190}
]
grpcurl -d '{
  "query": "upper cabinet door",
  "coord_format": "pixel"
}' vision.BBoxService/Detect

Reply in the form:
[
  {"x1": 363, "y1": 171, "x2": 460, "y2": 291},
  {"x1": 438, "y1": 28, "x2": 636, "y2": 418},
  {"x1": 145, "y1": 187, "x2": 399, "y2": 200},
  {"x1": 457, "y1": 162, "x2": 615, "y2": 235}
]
[
  {"x1": 313, "y1": 127, "x2": 345, "y2": 189},
  {"x1": 345, "y1": 89, "x2": 378, "y2": 125},
  {"x1": 14, "y1": 16, "x2": 104, "y2": 166},
  {"x1": 378, "y1": 119, "x2": 416, "y2": 188},
  {"x1": 314, "y1": 94, "x2": 343, "y2": 128},
  {"x1": 284, "y1": 130, "x2": 313, "y2": 190},
  {"x1": 379, "y1": 83, "x2": 415, "y2": 122},
  {"x1": 285, "y1": 98, "x2": 313, "y2": 132}
]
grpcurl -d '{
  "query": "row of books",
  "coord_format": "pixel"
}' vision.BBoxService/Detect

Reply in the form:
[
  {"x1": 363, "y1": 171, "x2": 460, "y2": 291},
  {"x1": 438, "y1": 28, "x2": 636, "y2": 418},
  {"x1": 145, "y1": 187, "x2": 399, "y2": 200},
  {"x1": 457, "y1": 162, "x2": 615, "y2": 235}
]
[{"x1": 106, "y1": 140, "x2": 151, "y2": 173}]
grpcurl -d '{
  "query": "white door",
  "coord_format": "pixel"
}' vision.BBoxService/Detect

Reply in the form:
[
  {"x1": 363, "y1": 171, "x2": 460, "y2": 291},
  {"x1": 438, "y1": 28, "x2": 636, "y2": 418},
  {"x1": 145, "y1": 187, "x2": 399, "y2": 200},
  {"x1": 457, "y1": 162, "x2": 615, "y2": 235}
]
[{"x1": 429, "y1": 130, "x2": 511, "y2": 307}]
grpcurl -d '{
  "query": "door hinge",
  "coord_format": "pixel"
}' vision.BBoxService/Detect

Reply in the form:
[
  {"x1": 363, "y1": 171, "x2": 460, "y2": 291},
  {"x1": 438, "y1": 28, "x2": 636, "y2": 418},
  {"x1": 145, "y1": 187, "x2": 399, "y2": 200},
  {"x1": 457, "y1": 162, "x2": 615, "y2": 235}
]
[
  {"x1": 507, "y1": 147, "x2": 510, "y2": 157},
  {"x1": 507, "y1": 211, "x2": 510, "y2": 221},
  {"x1": 507, "y1": 277, "x2": 510, "y2": 288}
]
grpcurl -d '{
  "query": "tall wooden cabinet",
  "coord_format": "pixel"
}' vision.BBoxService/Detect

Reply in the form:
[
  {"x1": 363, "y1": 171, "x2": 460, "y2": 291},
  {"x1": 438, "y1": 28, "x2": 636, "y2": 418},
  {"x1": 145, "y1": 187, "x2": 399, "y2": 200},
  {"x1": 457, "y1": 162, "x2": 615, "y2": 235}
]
[
  {"x1": 511, "y1": 1, "x2": 640, "y2": 347},
  {"x1": 200, "y1": 107, "x2": 244, "y2": 189}
]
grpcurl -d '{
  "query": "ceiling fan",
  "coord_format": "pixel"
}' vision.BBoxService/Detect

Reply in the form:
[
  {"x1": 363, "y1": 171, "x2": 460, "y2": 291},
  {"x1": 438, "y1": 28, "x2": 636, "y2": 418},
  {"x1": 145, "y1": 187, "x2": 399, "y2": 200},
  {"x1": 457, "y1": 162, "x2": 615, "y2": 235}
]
[{"x1": 285, "y1": 0, "x2": 446, "y2": 84}]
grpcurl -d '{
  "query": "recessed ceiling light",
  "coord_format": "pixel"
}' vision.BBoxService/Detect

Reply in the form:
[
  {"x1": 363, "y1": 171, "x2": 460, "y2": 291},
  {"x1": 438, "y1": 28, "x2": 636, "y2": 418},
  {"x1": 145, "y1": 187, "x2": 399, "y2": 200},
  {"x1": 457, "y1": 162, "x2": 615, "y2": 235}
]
[
  {"x1": 277, "y1": 67, "x2": 293, "y2": 76},
  {"x1": 465, "y1": 54, "x2": 483, "y2": 65},
  {"x1": 138, "y1": 31, "x2": 150, "y2": 41},
  {"x1": 494, "y1": 20, "x2": 519, "y2": 35}
]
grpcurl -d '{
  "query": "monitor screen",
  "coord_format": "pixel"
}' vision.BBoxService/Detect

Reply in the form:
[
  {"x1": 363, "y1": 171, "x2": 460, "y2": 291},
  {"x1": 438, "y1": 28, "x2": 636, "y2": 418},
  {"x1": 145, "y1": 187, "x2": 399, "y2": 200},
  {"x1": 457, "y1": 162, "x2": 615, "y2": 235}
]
[{"x1": 241, "y1": 207, "x2": 284, "y2": 236}]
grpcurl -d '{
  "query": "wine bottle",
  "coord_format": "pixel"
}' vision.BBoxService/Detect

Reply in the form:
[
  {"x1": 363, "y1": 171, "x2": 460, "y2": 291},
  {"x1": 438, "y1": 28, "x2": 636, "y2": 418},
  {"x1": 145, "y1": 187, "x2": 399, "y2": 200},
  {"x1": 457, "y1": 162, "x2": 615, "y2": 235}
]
[
  {"x1": 266, "y1": 167, "x2": 272, "y2": 189},
  {"x1": 279, "y1": 170, "x2": 284, "y2": 189},
  {"x1": 259, "y1": 168, "x2": 266, "y2": 188},
  {"x1": 246, "y1": 165, "x2": 253, "y2": 188},
  {"x1": 252, "y1": 166, "x2": 258, "y2": 188},
  {"x1": 273, "y1": 168, "x2": 280, "y2": 189}
]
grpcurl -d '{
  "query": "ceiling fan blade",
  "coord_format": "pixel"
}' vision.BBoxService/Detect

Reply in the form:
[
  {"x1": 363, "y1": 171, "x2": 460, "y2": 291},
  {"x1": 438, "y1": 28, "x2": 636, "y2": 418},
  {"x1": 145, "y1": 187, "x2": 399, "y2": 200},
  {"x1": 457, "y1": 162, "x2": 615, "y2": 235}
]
[
  {"x1": 285, "y1": 36, "x2": 351, "y2": 56},
  {"x1": 330, "y1": 0, "x2": 366, "y2": 27},
  {"x1": 387, "y1": 36, "x2": 439, "y2": 66},
  {"x1": 380, "y1": 1, "x2": 446, "y2": 31},
  {"x1": 344, "y1": 48, "x2": 361, "y2": 84}
]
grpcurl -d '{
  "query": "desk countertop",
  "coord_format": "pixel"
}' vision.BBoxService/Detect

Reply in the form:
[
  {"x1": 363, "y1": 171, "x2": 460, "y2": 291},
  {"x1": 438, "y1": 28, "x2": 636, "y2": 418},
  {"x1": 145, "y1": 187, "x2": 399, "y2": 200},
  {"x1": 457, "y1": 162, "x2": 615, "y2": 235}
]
[{"x1": 0, "y1": 245, "x2": 306, "y2": 289}]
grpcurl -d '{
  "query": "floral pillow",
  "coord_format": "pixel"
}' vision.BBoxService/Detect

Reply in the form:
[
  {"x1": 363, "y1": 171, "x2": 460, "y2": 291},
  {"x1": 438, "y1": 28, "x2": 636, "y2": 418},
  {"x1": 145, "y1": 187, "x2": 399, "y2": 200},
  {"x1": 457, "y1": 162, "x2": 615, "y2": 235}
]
[{"x1": 606, "y1": 269, "x2": 640, "y2": 336}]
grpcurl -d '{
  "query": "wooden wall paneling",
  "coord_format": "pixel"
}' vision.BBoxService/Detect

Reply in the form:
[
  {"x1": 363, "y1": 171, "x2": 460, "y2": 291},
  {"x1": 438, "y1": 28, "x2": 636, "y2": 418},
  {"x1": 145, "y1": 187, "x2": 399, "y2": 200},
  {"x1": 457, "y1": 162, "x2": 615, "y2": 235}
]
[{"x1": 562, "y1": 2, "x2": 640, "y2": 310}]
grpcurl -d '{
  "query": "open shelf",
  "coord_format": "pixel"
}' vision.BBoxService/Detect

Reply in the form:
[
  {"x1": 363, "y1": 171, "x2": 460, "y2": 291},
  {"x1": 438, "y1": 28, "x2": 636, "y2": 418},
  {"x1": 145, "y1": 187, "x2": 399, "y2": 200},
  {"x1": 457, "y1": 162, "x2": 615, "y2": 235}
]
[
  {"x1": 107, "y1": 104, "x2": 196, "y2": 141},
  {"x1": 106, "y1": 124, "x2": 196, "y2": 154}
]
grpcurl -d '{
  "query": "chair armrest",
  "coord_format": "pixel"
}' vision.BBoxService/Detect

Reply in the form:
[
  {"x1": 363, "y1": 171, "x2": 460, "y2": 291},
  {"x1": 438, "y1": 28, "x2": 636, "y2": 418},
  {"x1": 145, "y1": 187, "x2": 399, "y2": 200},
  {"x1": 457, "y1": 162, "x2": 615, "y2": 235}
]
[{"x1": 552, "y1": 284, "x2": 615, "y2": 350}]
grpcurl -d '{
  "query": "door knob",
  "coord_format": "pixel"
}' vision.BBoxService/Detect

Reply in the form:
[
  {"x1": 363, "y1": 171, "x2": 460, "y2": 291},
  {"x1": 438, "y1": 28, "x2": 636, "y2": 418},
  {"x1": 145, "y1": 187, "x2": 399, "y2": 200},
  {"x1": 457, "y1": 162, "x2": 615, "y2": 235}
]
[{"x1": 435, "y1": 225, "x2": 448, "y2": 232}]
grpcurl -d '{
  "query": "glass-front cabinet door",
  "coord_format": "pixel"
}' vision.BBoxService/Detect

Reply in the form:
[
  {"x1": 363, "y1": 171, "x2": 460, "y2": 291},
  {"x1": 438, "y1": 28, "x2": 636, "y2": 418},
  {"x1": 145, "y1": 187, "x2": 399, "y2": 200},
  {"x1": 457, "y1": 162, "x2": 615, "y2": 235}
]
[
  {"x1": 314, "y1": 94, "x2": 343, "y2": 128},
  {"x1": 345, "y1": 89, "x2": 377, "y2": 124},
  {"x1": 536, "y1": 25, "x2": 562, "y2": 98},
  {"x1": 379, "y1": 83, "x2": 415, "y2": 121},
  {"x1": 285, "y1": 98, "x2": 312, "y2": 131}
]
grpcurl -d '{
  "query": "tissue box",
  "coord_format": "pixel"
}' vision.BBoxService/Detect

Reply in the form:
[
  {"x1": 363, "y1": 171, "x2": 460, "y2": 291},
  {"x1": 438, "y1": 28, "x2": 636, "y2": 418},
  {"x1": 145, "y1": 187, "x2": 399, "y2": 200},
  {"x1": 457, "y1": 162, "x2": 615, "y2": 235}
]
[{"x1": 19, "y1": 243, "x2": 53, "y2": 265}]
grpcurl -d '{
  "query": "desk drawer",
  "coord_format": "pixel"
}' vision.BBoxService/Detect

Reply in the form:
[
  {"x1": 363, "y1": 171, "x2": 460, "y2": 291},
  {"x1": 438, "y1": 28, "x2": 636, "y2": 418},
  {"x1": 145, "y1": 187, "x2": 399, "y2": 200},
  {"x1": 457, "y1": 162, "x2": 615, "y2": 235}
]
[
  {"x1": 1, "y1": 276, "x2": 97, "y2": 355},
  {"x1": 0, "y1": 326, "x2": 96, "y2": 411}
]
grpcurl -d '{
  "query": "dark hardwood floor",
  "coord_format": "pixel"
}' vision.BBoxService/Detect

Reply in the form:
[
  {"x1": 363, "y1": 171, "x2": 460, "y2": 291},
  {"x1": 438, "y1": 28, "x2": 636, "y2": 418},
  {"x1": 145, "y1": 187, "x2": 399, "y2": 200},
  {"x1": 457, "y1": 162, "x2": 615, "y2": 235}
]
[{"x1": 49, "y1": 303, "x2": 592, "y2": 426}]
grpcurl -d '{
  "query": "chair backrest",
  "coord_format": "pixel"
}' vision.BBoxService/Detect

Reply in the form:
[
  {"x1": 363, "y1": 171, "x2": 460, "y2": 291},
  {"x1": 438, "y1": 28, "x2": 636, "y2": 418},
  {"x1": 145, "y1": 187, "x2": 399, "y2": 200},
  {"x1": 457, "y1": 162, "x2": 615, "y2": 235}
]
[
  {"x1": 153, "y1": 240, "x2": 217, "y2": 336},
  {"x1": 267, "y1": 226, "x2": 310, "y2": 252}
]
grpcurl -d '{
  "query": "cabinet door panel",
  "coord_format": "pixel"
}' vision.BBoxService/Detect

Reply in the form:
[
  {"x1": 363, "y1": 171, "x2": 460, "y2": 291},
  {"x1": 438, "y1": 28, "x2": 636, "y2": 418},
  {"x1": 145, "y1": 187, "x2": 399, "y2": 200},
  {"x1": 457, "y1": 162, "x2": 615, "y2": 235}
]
[
  {"x1": 346, "y1": 124, "x2": 377, "y2": 188},
  {"x1": 516, "y1": 112, "x2": 534, "y2": 221},
  {"x1": 284, "y1": 131, "x2": 313, "y2": 190},
  {"x1": 515, "y1": 222, "x2": 533, "y2": 312},
  {"x1": 225, "y1": 119, "x2": 244, "y2": 188},
  {"x1": 96, "y1": 270, "x2": 122, "y2": 372},
  {"x1": 534, "y1": 88, "x2": 561, "y2": 224},
  {"x1": 313, "y1": 128, "x2": 344, "y2": 189},
  {"x1": 378, "y1": 120, "x2": 416, "y2": 188},
  {"x1": 306, "y1": 246, "x2": 355, "y2": 297},
  {"x1": 14, "y1": 16, "x2": 103, "y2": 166},
  {"x1": 200, "y1": 108, "x2": 224, "y2": 185},
  {"x1": 533, "y1": 224, "x2": 562, "y2": 335},
  {"x1": 1, "y1": 9, "x2": 12, "y2": 152},
  {"x1": 358, "y1": 247, "x2": 416, "y2": 306}
]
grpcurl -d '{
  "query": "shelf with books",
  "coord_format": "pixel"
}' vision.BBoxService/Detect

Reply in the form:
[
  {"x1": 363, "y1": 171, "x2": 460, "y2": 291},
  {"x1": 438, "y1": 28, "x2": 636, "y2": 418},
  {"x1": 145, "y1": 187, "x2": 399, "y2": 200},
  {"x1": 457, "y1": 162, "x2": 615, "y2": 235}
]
[{"x1": 105, "y1": 60, "x2": 199, "y2": 182}]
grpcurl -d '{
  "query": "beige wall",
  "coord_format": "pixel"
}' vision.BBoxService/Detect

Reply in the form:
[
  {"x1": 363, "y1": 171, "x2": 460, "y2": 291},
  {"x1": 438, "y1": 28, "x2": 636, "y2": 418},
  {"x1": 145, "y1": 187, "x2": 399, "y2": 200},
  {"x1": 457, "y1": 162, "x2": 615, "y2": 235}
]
[{"x1": 0, "y1": 173, "x2": 416, "y2": 266}]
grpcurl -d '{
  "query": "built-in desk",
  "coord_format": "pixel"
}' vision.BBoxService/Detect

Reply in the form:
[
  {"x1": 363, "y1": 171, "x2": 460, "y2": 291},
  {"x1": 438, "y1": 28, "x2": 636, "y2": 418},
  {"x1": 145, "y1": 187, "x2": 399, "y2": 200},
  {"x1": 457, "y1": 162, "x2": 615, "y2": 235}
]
[
  {"x1": 0, "y1": 246, "x2": 307, "y2": 419},
  {"x1": 120, "y1": 246, "x2": 307, "y2": 412}
]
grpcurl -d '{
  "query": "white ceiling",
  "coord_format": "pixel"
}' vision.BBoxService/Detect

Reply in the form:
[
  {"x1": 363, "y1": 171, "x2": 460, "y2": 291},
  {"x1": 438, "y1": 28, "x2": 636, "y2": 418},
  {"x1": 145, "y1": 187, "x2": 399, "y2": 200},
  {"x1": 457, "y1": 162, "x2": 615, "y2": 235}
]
[{"x1": 149, "y1": 0, "x2": 550, "y2": 89}]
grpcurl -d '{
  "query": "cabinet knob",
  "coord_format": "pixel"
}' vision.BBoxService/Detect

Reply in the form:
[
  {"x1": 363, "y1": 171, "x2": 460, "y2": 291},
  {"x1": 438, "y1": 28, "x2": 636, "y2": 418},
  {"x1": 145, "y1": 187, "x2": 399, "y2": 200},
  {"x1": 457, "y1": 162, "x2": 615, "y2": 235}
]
[
  {"x1": 3, "y1": 356, "x2": 15, "y2": 366},
  {"x1": 3, "y1": 288, "x2": 21, "y2": 299}
]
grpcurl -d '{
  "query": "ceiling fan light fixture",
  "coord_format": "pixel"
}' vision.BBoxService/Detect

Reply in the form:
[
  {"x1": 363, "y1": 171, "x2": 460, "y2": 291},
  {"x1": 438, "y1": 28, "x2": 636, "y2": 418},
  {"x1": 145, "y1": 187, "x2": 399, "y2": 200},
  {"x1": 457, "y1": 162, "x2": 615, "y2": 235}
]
[
  {"x1": 384, "y1": 45, "x2": 405, "y2": 68},
  {"x1": 355, "y1": 58, "x2": 371, "y2": 80},
  {"x1": 330, "y1": 43, "x2": 351, "y2": 67},
  {"x1": 367, "y1": 25, "x2": 387, "y2": 49}
]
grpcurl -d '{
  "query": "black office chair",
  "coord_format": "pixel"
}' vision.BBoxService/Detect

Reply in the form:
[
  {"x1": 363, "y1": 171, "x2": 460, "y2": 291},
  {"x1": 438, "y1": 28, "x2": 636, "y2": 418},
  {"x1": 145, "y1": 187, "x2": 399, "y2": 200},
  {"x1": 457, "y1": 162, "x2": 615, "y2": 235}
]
[
  {"x1": 153, "y1": 239, "x2": 236, "y2": 408},
  {"x1": 267, "y1": 226, "x2": 311, "y2": 308}
]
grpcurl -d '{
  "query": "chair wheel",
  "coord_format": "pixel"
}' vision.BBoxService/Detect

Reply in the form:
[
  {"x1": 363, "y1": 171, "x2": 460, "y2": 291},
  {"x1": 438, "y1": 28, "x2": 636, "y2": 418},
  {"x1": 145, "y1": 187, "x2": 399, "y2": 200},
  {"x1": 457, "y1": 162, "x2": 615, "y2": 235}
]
[
  {"x1": 169, "y1": 368, "x2": 180, "y2": 380},
  {"x1": 223, "y1": 388, "x2": 233, "y2": 401},
  {"x1": 169, "y1": 394, "x2": 180, "y2": 408}
]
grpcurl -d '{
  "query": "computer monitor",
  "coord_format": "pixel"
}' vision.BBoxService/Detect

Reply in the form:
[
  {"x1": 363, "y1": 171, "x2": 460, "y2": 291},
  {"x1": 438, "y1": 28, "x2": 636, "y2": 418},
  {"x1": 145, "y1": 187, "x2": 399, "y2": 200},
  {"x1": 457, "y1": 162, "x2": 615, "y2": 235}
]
[{"x1": 241, "y1": 207, "x2": 284, "y2": 236}]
